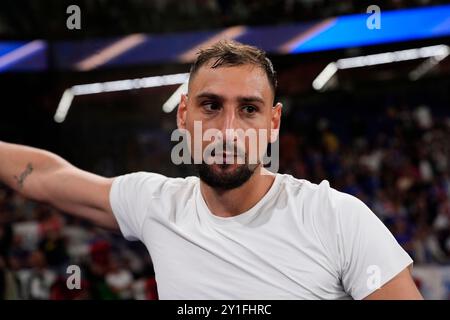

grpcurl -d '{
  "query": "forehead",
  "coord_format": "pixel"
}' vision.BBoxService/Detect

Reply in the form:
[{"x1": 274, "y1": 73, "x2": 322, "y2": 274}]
[{"x1": 188, "y1": 63, "x2": 273, "y2": 101}]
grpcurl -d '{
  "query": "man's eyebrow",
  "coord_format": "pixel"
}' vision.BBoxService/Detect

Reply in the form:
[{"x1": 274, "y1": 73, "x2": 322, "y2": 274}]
[
  {"x1": 195, "y1": 92, "x2": 264, "y2": 104},
  {"x1": 237, "y1": 95, "x2": 264, "y2": 104},
  {"x1": 195, "y1": 92, "x2": 224, "y2": 101}
]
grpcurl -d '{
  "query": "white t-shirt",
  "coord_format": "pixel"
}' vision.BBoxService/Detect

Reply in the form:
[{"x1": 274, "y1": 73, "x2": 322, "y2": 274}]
[{"x1": 109, "y1": 172, "x2": 413, "y2": 300}]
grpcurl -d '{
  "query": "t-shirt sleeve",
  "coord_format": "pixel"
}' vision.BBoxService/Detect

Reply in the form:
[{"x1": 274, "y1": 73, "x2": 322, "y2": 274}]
[
  {"x1": 109, "y1": 171, "x2": 169, "y2": 241},
  {"x1": 336, "y1": 191, "x2": 413, "y2": 300}
]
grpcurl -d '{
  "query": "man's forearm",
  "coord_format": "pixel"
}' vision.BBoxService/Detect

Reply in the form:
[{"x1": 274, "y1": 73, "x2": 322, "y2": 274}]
[
  {"x1": 0, "y1": 141, "x2": 117, "y2": 229},
  {"x1": 0, "y1": 141, "x2": 69, "y2": 201}
]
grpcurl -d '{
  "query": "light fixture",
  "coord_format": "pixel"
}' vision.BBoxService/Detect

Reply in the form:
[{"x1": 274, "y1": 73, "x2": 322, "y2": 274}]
[
  {"x1": 54, "y1": 72, "x2": 189, "y2": 123},
  {"x1": 312, "y1": 44, "x2": 450, "y2": 91}
]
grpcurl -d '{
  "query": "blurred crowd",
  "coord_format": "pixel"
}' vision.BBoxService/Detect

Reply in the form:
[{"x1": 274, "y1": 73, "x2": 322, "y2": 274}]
[
  {"x1": 280, "y1": 104, "x2": 450, "y2": 265},
  {"x1": 1, "y1": 102, "x2": 449, "y2": 300},
  {"x1": 121, "y1": 0, "x2": 446, "y2": 33},
  {"x1": 0, "y1": 195, "x2": 158, "y2": 300},
  {"x1": 1, "y1": 0, "x2": 447, "y2": 38}
]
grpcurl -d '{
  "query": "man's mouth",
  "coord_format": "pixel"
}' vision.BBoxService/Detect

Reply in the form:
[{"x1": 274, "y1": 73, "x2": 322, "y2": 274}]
[
  {"x1": 217, "y1": 153, "x2": 236, "y2": 163},
  {"x1": 208, "y1": 151, "x2": 244, "y2": 165}
]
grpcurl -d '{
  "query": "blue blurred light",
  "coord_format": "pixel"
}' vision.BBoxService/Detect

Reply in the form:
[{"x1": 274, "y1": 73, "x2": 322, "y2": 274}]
[{"x1": 291, "y1": 5, "x2": 450, "y2": 53}]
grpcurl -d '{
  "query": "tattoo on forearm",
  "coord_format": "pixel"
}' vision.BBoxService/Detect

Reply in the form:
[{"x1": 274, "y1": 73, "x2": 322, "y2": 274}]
[{"x1": 14, "y1": 163, "x2": 33, "y2": 189}]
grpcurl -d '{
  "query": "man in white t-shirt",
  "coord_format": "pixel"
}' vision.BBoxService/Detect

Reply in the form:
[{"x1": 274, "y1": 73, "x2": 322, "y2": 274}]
[{"x1": 0, "y1": 40, "x2": 422, "y2": 300}]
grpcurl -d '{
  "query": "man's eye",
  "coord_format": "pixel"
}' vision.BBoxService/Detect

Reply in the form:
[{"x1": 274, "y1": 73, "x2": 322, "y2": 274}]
[
  {"x1": 202, "y1": 102, "x2": 220, "y2": 112},
  {"x1": 242, "y1": 105, "x2": 257, "y2": 114}
]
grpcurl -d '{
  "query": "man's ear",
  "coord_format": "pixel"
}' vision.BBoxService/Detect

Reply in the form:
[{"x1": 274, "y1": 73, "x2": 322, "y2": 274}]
[
  {"x1": 270, "y1": 102, "x2": 282, "y2": 143},
  {"x1": 177, "y1": 94, "x2": 188, "y2": 130}
]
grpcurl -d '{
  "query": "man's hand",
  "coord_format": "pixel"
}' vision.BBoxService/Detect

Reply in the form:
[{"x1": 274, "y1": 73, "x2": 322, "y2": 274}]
[{"x1": 0, "y1": 141, "x2": 118, "y2": 229}]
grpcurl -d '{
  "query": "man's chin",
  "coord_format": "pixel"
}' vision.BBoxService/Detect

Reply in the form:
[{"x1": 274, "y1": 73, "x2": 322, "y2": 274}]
[{"x1": 195, "y1": 162, "x2": 255, "y2": 190}]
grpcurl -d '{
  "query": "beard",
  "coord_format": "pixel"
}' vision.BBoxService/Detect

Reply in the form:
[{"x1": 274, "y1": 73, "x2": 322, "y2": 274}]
[
  {"x1": 192, "y1": 139, "x2": 260, "y2": 190},
  {"x1": 195, "y1": 162, "x2": 256, "y2": 190}
]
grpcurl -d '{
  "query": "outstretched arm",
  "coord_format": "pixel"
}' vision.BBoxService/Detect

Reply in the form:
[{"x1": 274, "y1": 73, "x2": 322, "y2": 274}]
[
  {"x1": 363, "y1": 267, "x2": 423, "y2": 300},
  {"x1": 0, "y1": 141, "x2": 118, "y2": 229}
]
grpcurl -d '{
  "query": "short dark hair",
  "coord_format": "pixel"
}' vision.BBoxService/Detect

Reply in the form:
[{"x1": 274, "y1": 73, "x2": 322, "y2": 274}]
[{"x1": 189, "y1": 40, "x2": 278, "y2": 94}]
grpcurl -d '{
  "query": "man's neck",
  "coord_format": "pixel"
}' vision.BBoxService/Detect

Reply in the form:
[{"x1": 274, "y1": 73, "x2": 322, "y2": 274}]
[{"x1": 200, "y1": 167, "x2": 276, "y2": 218}]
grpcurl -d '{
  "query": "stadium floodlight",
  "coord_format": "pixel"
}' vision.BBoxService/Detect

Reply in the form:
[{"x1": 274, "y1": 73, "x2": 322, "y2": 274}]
[
  {"x1": 162, "y1": 81, "x2": 189, "y2": 113},
  {"x1": 312, "y1": 62, "x2": 338, "y2": 91},
  {"x1": 54, "y1": 72, "x2": 189, "y2": 123},
  {"x1": 409, "y1": 48, "x2": 450, "y2": 81},
  {"x1": 312, "y1": 44, "x2": 450, "y2": 91},
  {"x1": 54, "y1": 89, "x2": 75, "y2": 123}
]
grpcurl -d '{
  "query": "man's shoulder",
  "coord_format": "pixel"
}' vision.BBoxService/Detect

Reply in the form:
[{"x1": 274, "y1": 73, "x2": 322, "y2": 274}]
[
  {"x1": 116, "y1": 171, "x2": 198, "y2": 184},
  {"x1": 113, "y1": 171, "x2": 199, "y2": 196},
  {"x1": 279, "y1": 174, "x2": 335, "y2": 202},
  {"x1": 279, "y1": 174, "x2": 363, "y2": 219}
]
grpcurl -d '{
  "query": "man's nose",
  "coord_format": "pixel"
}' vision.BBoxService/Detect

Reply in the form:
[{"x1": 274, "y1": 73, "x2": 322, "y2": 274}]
[{"x1": 219, "y1": 108, "x2": 239, "y2": 136}]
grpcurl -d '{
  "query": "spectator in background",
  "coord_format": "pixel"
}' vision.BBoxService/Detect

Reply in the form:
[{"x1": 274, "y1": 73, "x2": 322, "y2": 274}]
[
  {"x1": 105, "y1": 258, "x2": 134, "y2": 300},
  {"x1": 16, "y1": 251, "x2": 56, "y2": 300},
  {"x1": 38, "y1": 228, "x2": 69, "y2": 269}
]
